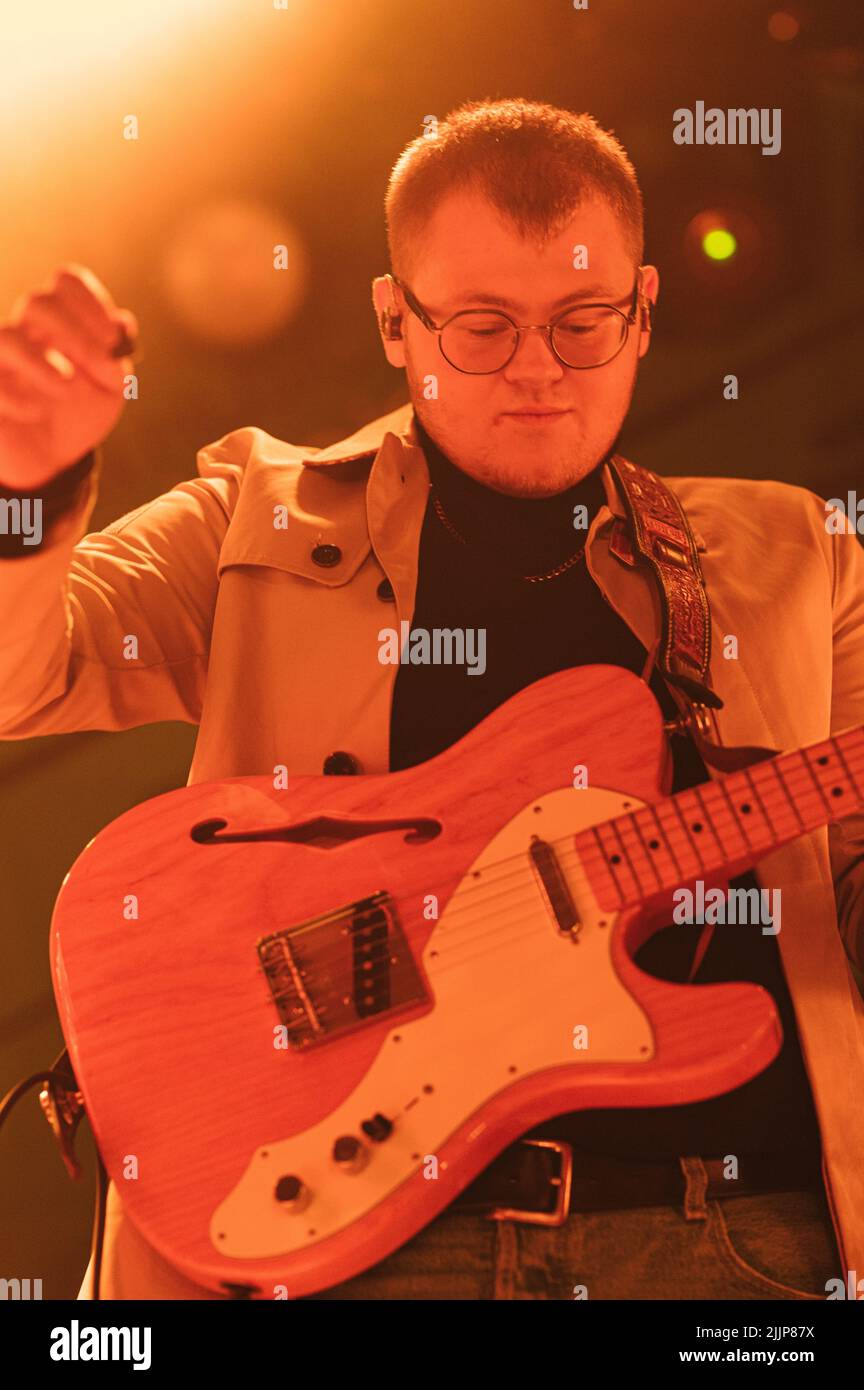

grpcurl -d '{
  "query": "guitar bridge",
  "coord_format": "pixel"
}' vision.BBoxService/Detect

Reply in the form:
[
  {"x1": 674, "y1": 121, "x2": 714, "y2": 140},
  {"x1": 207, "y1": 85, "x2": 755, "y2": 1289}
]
[{"x1": 257, "y1": 891, "x2": 428, "y2": 1050}]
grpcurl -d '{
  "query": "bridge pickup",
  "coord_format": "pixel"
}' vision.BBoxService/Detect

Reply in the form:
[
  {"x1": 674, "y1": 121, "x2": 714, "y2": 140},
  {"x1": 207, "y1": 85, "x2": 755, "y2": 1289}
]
[{"x1": 257, "y1": 891, "x2": 428, "y2": 1050}]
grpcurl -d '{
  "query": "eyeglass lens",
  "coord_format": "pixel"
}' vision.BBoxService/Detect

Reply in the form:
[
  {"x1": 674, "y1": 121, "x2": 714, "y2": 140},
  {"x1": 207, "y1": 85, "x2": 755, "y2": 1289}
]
[{"x1": 440, "y1": 308, "x2": 626, "y2": 372}]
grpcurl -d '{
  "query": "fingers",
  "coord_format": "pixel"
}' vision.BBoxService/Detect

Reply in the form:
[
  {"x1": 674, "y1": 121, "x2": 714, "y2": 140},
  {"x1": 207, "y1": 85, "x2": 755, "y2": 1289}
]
[
  {"x1": 0, "y1": 370, "x2": 50, "y2": 423},
  {"x1": 0, "y1": 326, "x2": 70, "y2": 396},
  {"x1": 12, "y1": 300, "x2": 123, "y2": 393},
  {"x1": 109, "y1": 312, "x2": 138, "y2": 359},
  {"x1": 6, "y1": 263, "x2": 137, "y2": 392},
  {"x1": 52, "y1": 265, "x2": 139, "y2": 355}
]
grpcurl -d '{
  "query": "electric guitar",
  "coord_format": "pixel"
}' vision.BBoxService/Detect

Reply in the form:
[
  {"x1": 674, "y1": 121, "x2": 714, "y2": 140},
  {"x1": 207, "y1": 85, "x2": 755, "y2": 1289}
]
[{"x1": 49, "y1": 665, "x2": 864, "y2": 1296}]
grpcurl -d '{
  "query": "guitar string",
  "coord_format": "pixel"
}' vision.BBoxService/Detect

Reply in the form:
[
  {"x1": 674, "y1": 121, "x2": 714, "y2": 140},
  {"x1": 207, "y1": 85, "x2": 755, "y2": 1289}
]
[
  {"x1": 252, "y1": 745, "x2": 864, "y2": 991},
  {"x1": 274, "y1": 829, "x2": 818, "y2": 1017},
  {"x1": 253, "y1": 736, "x2": 864, "y2": 948},
  {"x1": 253, "y1": 753, "x2": 864, "y2": 1011}
]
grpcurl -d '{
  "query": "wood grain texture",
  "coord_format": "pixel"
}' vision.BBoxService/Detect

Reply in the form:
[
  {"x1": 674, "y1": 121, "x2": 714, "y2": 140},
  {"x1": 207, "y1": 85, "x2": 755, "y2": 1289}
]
[{"x1": 51, "y1": 665, "x2": 782, "y2": 1295}]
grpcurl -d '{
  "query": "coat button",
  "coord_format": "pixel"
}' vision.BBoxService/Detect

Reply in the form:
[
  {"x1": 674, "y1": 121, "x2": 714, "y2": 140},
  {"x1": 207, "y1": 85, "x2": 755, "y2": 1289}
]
[
  {"x1": 323, "y1": 750, "x2": 361, "y2": 775},
  {"x1": 311, "y1": 543, "x2": 342, "y2": 568},
  {"x1": 376, "y1": 577, "x2": 395, "y2": 602}
]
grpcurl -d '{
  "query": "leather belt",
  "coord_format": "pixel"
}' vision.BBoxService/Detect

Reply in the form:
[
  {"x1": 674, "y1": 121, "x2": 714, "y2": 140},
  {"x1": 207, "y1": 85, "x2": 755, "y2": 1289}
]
[{"x1": 451, "y1": 1139, "x2": 823, "y2": 1227}]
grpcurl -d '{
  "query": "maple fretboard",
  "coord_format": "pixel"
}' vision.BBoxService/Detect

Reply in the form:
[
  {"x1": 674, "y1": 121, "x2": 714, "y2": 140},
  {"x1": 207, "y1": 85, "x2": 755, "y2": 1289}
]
[{"x1": 577, "y1": 726, "x2": 864, "y2": 910}]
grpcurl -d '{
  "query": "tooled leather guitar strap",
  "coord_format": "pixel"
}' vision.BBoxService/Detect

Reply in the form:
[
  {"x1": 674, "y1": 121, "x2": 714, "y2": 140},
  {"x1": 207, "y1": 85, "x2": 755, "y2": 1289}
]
[
  {"x1": 605, "y1": 454, "x2": 779, "y2": 987},
  {"x1": 606, "y1": 456, "x2": 717, "y2": 703},
  {"x1": 605, "y1": 454, "x2": 777, "y2": 774}
]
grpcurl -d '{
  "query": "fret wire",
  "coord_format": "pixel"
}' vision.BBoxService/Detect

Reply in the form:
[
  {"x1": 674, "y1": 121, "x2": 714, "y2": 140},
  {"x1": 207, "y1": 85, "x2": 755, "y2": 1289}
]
[
  {"x1": 774, "y1": 760, "x2": 807, "y2": 833},
  {"x1": 641, "y1": 802, "x2": 684, "y2": 880},
  {"x1": 847, "y1": 732, "x2": 864, "y2": 787},
  {"x1": 843, "y1": 733, "x2": 864, "y2": 784},
  {"x1": 731, "y1": 757, "x2": 860, "y2": 830},
  {"x1": 586, "y1": 823, "x2": 625, "y2": 906},
  {"x1": 693, "y1": 782, "x2": 730, "y2": 861},
  {"x1": 625, "y1": 811, "x2": 665, "y2": 891},
  {"x1": 753, "y1": 756, "x2": 849, "y2": 828},
  {"x1": 801, "y1": 747, "x2": 835, "y2": 818},
  {"x1": 669, "y1": 788, "x2": 713, "y2": 872},
  {"x1": 604, "y1": 815, "x2": 643, "y2": 898},
  {"x1": 578, "y1": 829, "x2": 619, "y2": 883},
  {"x1": 575, "y1": 733, "x2": 864, "y2": 903},
  {"x1": 611, "y1": 760, "x2": 860, "y2": 859},
  {"x1": 777, "y1": 754, "x2": 837, "y2": 808},
  {"x1": 666, "y1": 796, "x2": 708, "y2": 871},
  {"x1": 841, "y1": 729, "x2": 864, "y2": 768},
  {"x1": 834, "y1": 741, "x2": 863, "y2": 800},
  {"x1": 644, "y1": 800, "x2": 691, "y2": 872},
  {"x1": 711, "y1": 770, "x2": 769, "y2": 833},
  {"x1": 700, "y1": 787, "x2": 785, "y2": 848},
  {"x1": 606, "y1": 773, "x2": 794, "y2": 885},
  {"x1": 718, "y1": 775, "x2": 753, "y2": 853},
  {"x1": 731, "y1": 752, "x2": 855, "y2": 831},
  {"x1": 796, "y1": 752, "x2": 826, "y2": 810},
  {"x1": 741, "y1": 766, "x2": 778, "y2": 838}
]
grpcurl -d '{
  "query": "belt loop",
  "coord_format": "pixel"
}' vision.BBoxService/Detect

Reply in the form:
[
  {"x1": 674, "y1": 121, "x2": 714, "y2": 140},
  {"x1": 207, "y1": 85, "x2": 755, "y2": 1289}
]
[
  {"x1": 679, "y1": 1155, "x2": 710, "y2": 1222},
  {"x1": 492, "y1": 1220, "x2": 519, "y2": 1301}
]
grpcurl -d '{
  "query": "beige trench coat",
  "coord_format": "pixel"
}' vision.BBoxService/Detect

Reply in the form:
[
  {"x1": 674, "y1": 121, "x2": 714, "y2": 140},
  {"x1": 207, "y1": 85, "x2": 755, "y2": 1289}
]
[{"x1": 2, "y1": 400, "x2": 864, "y2": 1297}]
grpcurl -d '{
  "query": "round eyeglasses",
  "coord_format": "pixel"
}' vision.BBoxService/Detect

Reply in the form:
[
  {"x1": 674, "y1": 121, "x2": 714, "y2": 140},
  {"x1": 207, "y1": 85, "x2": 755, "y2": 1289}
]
[{"x1": 389, "y1": 273, "x2": 644, "y2": 374}]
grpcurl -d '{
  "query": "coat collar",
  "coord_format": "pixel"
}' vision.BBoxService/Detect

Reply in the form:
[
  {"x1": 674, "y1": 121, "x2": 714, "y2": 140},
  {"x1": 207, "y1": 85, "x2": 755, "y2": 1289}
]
[
  {"x1": 302, "y1": 400, "x2": 708, "y2": 551},
  {"x1": 215, "y1": 400, "x2": 707, "y2": 586},
  {"x1": 301, "y1": 400, "x2": 419, "y2": 468}
]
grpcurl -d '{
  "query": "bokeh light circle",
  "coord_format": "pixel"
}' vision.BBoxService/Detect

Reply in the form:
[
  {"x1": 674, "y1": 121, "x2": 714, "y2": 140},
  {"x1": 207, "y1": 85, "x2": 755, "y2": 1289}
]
[
  {"x1": 160, "y1": 198, "x2": 307, "y2": 346},
  {"x1": 768, "y1": 11, "x2": 801, "y2": 43},
  {"x1": 702, "y1": 227, "x2": 738, "y2": 261}
]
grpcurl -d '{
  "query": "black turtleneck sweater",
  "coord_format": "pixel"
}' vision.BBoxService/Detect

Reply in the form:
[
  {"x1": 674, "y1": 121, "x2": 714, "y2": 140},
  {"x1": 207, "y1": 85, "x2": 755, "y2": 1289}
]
[{"x1": 389, "y1": 415, "x2": 822, "y2": 1172}]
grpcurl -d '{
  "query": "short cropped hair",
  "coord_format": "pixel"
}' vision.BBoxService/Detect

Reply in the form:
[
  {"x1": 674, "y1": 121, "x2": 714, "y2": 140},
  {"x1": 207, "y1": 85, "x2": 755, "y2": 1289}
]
[{"x1": 385, "y1": 98, "x2": 644, "y2": 280}]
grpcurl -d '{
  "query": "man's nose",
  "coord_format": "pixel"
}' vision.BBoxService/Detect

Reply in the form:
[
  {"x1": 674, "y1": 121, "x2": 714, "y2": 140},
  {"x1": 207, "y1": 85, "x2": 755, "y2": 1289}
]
[{"x1": 502, "y1": 326, "x2": 566, "y2": 383}]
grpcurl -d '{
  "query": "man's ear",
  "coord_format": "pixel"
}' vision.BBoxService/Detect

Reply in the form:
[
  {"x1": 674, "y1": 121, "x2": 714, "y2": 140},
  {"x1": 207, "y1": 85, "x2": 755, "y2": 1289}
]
[
  {"x1": 371, "y1": 275, "x2": 406, "y2": 368},
  {"x1": 636, "y1": 265, "x2": 659, "y2": 361}
]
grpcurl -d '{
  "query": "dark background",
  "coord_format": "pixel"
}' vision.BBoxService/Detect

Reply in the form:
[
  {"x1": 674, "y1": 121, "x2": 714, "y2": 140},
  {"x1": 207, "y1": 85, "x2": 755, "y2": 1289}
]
[{"x1": 2, "y1": 0, "x2": 863, "y2": 1296}]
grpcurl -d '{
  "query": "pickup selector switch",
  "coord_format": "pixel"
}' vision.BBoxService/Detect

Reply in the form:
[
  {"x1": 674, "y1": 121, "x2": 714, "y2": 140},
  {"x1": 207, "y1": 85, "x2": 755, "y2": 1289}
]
[{"x1": 361, "y1": 1113, "x2": 394, "y2": 1143}]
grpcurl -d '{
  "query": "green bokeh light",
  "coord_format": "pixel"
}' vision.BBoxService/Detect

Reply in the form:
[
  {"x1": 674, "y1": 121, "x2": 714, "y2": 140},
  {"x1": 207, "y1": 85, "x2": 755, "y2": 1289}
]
[{"x1": 702, "y1": 227, "x2": 737, "y2": 261}]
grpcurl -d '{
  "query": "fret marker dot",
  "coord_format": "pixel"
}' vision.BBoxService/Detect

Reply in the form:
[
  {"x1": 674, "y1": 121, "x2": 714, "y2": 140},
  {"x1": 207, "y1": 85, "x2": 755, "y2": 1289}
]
[
  {"x1": 831, "y1": 787, "x2": 843, "y2": 797},
  {"x1": 740, "y1": 803, "x2": 751, "y2": 814},
  {"x1": 817, "y1": 756, "x2": 829, "y2": 766},
  {"x1": 692, "y1": 822, "x2": 703, "y2": 833},
  {"x1": 648, "y1": 840, "x2": 660, "y2": 850},
  {"x1": 610, "y1": 853, "x2": 621, "y2": 864}
]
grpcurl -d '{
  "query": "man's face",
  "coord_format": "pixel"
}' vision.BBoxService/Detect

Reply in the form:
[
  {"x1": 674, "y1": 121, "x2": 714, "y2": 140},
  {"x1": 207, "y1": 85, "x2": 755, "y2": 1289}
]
[{"x1": 374, "y1": 188, "x2": 658, "y2": 497}]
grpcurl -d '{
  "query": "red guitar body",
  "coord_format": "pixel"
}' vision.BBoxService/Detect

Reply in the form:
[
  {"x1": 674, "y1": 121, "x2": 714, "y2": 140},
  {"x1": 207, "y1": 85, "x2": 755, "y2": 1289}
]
[{"x1": 50, "y1": 665, "x2": 782, "y2": 1296}]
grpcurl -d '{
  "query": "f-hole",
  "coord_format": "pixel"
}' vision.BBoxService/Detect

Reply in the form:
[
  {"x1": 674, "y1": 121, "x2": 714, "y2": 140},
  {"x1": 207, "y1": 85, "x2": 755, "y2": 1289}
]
[{"x1": 190, "y1": 815, "x2": 441, "y2": 849}]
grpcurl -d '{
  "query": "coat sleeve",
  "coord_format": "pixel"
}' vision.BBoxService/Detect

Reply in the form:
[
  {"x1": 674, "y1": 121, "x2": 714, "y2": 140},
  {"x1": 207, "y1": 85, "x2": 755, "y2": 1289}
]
[
  {"x1": 0, "y1": 428, "x2": 255, "y2": 737},
  {"x1": 823, "y1": 497, "x2": 864, "y2": 986}
]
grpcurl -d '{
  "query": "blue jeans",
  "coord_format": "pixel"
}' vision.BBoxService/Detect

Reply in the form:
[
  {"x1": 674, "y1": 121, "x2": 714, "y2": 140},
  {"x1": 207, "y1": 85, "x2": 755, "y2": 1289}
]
[{"x1": 305, "y1": 1157, "x2": 840, "y2": 1299}]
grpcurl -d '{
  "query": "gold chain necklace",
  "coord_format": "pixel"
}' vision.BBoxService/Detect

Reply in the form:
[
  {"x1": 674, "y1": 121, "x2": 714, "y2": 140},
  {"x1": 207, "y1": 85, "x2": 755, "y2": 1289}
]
[{"x1": 430, "y1": 488, "x2": 587, "y2": 584}]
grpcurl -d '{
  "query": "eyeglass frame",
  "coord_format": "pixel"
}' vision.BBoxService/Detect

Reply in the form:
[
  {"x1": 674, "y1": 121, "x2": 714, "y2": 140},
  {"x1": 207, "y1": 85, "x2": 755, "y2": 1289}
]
[{"x1": 387, "y1": 270, "x2": 647, "y2": 374}]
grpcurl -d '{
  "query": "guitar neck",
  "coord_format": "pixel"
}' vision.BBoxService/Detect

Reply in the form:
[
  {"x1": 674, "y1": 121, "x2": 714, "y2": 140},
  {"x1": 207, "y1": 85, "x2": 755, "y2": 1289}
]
[{"x1": 576, "y1": 725, "x2": 864, "y2": 910}]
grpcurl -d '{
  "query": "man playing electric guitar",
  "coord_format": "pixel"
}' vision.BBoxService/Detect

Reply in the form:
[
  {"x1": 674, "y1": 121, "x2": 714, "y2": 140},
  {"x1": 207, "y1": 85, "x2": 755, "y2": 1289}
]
[{"x1": 2, "y1": 99, "x2": 864, "y2": 1301}]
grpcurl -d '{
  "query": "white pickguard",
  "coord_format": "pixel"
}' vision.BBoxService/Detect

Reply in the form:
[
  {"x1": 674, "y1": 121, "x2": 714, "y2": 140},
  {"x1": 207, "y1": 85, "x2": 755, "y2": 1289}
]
[{"x1": 211, "y1": 785, "x2": 653, "y2": 1257}]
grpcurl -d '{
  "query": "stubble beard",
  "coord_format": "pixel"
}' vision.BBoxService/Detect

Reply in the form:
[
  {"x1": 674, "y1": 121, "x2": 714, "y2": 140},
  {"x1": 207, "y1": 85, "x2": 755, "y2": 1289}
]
[{"x1": 405, "y1": 344, "x2": 636, "y2": 497}]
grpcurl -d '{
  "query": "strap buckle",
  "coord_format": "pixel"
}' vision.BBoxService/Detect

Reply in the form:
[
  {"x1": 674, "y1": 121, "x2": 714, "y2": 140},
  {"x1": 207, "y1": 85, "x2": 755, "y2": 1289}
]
[{"x1": 487, "y1": 1139, "x2": 573, "y2": 1227}]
